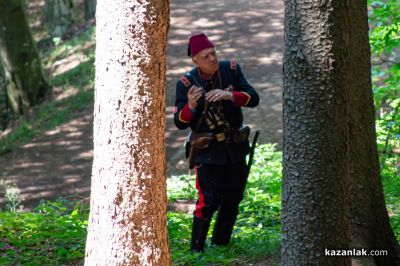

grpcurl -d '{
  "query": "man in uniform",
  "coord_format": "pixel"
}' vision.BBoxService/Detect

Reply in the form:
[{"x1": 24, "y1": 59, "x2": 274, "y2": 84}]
[{"x1": 173, "y1": 33, "x2": 259, "y2": 252}]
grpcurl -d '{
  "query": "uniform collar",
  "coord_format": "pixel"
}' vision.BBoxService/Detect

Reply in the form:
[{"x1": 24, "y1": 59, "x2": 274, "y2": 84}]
[{"x1": 198, "y1": 67, "x2": 217, "y2": 81}]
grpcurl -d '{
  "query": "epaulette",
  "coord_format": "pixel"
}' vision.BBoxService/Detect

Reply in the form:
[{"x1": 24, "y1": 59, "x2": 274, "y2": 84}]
[
  {"x1": 180, "y1": 75, "x2": 191, "y2": 88},
  {"x1": 230, "y1": 60, "x2": 237, "y2": 70}
]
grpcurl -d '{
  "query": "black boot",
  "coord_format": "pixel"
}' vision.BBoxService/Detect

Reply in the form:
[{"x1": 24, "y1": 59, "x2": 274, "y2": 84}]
[
  {"x1": 190, "y1": 216, "x2": 211, "y2": 252},
  {"x1": 211, "y1": 211, "x2": 237, "y2": 246}
]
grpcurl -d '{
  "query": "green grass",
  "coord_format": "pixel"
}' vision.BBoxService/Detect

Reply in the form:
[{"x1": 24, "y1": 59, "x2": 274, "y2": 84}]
[
  {"x1": 0, "y1": 2, "x2": 399, "y2": 264},
  {"x1": 0, "y1": 144, "x2": 282, "y2": 265},
  {"x1": 0, "y1": 20, "x2": 284, "y2": 266},
  {"x1": 168, "y1": 144, "x2": 282, "y2": 265},
  {"x1": 0, "y1": 199, "x2": 88, "y2": 265},
  {"x1": 0, "y1": 145, "x2": 399, "y2": 265}
]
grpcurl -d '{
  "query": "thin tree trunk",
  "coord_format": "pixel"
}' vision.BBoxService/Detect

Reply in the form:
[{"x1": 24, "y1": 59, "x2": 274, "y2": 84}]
[
  {"x1": 42, "y1": 0, "x2": 73, "y2": 38},
  {"x1": 85, "y1": 0, "x2": 171, "y2": 265},
  {"x1": 282, "y1": 0, "x2": 351, "y2": 265},
  {"x1": 0, "y1": 58, "x2": 10, "y2": 130},
  {"x1": 84, "y1": 0, "x2": 96, "y2": 20},
  {"x1": 0, "y1": 0, "x2": 49, "y2": 114},
  {"x1": 347, "y1": 1, "x2": 400, "y2": 265}
]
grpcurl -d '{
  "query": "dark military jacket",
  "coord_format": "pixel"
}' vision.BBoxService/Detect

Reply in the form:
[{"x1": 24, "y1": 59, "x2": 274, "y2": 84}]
[{"x1": 173, "y1": 60, "x2": 259, "y2": 165}]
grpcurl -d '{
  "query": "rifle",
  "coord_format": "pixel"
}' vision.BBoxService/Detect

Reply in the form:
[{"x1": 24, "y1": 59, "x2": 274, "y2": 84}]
[{"x1": 247, "y1": 130, "x2": 259, "y2": 175}]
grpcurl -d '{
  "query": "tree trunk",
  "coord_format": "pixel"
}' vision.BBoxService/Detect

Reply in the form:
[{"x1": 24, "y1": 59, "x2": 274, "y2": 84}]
[
  {"x1": 347, "y1": 1, "x2": 400, "y2": 265},
  {"x1": 0, "y1": 59, "x2": 10, "y2": 130},
  {"x1": 0, "y1": 0, "x2": 49, "y2": 115},
  {"x1": 84, "y1": 0, "x2": 171, "y2": 265},
  {"x1": 42, "y1": 0, "x2": 73, "y2": 38},
  {"x1": 84, "y1": 0, "x2": 96, "y2": 20},
  {"x1": 282, "y1": 0, "x2": 351, "y2": 265}
]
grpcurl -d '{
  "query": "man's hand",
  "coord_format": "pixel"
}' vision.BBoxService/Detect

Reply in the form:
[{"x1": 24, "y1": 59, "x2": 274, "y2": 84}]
[
  {"x1": 205, "y1": 89, "x2": 234, "y2": 102},
  {"x1": 187, "y1": 86, "x2": 203, "y2": 110}
]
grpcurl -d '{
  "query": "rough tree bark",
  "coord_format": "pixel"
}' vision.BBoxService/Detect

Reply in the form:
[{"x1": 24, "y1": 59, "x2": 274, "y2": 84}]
[
  {"x1": 84, "y1": 0, "x2": 171, "y2": 265},
  {"x1": 84, "y1": 0, "x2": 96, "y2": 20},
  {"x1": 42, "y1": 0, "x2": 73, "y2": 38},
  {"x1": 347, "y1": 2, "x2": 400, "y2": 266},
  {"x1": 0, "y1": 0, "x2": 49, "y2": 114},
  {"x1": 282, "y1": 0, "x2": 351, "y2": 265},
  {"x1": 283, "y1": 0, "x2": 400, "y2": 265}
]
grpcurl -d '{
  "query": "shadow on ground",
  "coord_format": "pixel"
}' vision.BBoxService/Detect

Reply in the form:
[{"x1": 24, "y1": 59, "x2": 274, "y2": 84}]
[
  {"x1": 0, "y1": 111, "x2": 93, "y2": 210},
  {"x1": 0, "y1": 0, "x2": 284, "y2": 209},
  {"x1": 166, "y1": 0, "x2": 284, "y2": 176}
]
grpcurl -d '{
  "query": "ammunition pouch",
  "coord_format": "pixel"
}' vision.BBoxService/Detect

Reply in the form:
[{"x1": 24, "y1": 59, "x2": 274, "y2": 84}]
[
  {"x1": 190, "y1": 132, "x2": 214, "y2": 149},
  {"x1": 233, "y1": 125, "x2": 250, "y2": 143},
  {"x1": 185, "y1": 133, "x2": 214, "y2": 169}
]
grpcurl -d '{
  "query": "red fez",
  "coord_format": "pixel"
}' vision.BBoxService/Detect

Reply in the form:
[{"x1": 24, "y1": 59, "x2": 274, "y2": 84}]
[{"x1": 187, "y1": 33, "x2": 215, "y2": 57}]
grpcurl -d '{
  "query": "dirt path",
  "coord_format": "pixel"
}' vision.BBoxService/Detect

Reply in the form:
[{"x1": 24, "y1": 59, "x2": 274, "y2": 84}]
[
  {"x1": 165, "y1": 0, "x2": 283, "y2": 176},
  {"x1": 0, "y1": 0, "x2": 283, "y2": 210}
]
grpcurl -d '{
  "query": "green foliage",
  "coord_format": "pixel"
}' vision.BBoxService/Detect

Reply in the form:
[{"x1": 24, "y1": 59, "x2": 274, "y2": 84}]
[
  {"x1": 168, "y1": 144, "x2": 281, "y2": 265},
  {"x1": 369, "y1": 0, "x2": 400, "y2": 56},
  {"x1": 381, "y1": 153, "x2": 400, "y2": 239},
  {"x1": 0, "y1": 143, "x2": 397, "y2": 265},
  {"x1": 0, "y1": 145, "x2": 281, "y2": 265},
  {"x1": 0, "y1": 199, "x2": 88, "y2": 265},
  {"x1": 0, "y1": 1, "x2": 399, "y2": 265},
  {"x1": 369, "y1": 0, "x2": 400, "y2": 243},
  {"x1": 167, "y1": 174, "x2": 197, "y2": 201},
  {"x1": 369, "y1": 0, "x2": 400, "y2": 156}
]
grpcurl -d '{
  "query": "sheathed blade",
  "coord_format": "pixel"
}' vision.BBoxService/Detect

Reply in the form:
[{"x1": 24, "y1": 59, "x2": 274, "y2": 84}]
[{"x1": 247, "y1": 130, "x2": 259, "y2": 173}]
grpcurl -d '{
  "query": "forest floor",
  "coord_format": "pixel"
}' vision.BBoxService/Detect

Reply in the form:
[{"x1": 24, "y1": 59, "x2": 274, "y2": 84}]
[
  {"x1": 0, "y1": 1, "x2": 311, "y2": 266},
  {"x1": 0, "y1": 0, "x2": 284, "y2": 214}
]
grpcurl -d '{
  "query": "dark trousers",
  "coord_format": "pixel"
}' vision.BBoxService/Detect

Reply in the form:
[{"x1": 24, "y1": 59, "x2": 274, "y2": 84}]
[{"x1": 193, "y1": 158, "x2": 248, "y2": 245}]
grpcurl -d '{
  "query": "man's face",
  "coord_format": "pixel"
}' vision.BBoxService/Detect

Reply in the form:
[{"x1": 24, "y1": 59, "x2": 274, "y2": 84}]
[{"x1": 193, "y1": 48, "x2": 219, "y2": 75}]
